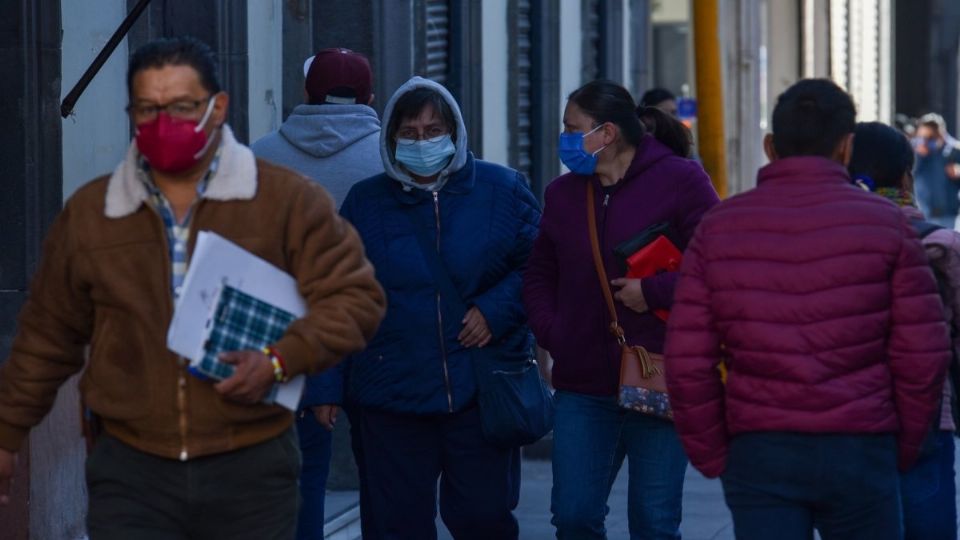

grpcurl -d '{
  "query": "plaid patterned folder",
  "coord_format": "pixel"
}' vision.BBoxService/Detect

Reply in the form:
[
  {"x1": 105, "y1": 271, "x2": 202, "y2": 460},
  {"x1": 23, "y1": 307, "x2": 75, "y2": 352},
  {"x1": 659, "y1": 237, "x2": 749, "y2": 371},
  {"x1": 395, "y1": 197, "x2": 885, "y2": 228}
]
[{"x1": 196, "y1": 285, "x2": 296, "y2": 403}]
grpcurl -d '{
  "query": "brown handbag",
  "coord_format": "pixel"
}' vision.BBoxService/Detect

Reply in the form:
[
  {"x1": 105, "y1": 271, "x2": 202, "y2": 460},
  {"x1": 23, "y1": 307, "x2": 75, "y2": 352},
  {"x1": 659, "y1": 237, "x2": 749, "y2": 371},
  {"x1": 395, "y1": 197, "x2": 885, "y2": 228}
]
[{"x1": 586, "y1": 183, "x2": 673, "y2": 419}]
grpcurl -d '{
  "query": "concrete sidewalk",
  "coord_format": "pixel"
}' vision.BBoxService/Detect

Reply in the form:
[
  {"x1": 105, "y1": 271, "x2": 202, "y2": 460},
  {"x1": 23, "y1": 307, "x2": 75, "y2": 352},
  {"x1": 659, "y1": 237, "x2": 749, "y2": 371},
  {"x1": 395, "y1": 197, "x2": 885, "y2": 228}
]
[
  {"x1": 436, "y1": 458, "x2": 733, "y2": 540},
  {"x1": 331, "y1": 445, "x2": 960, "y2": 539}
]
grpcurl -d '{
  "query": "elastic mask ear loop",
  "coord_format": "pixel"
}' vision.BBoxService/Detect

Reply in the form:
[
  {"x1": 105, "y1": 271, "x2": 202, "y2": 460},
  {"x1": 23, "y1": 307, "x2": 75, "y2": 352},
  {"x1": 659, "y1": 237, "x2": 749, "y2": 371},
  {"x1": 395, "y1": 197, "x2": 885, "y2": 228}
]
[
  {"x1": 192, "y1": 96, "x2": 219, "y2": 159},
  {"x1": 586, "y1": 123, "x2": 609, "y2": 157}
]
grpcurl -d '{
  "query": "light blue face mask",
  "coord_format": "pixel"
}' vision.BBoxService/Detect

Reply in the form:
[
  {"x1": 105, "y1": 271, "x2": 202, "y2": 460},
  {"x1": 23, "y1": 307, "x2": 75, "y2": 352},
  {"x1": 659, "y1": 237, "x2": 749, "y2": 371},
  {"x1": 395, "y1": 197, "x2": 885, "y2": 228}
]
[{"x1": 395, "y1": 134, "x2": 456, "y2": 177}]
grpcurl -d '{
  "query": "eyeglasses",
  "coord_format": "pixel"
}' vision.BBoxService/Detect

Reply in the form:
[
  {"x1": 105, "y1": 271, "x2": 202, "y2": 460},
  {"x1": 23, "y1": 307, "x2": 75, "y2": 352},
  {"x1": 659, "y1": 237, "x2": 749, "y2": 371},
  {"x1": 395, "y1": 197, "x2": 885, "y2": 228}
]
[
  {"x1": 126, "y1": 96, "x2": 212, "y2": 122},
  {"x1": 395, "y1": 126, "x2": 449, "y2": 143}
]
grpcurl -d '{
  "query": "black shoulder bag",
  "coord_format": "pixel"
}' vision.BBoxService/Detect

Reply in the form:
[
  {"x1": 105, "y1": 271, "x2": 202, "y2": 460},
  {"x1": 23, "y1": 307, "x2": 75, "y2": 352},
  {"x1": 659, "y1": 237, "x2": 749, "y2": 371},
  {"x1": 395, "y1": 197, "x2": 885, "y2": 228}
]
[{"x1": 402, "y1": 202, "x2": 554, "y2": 448}]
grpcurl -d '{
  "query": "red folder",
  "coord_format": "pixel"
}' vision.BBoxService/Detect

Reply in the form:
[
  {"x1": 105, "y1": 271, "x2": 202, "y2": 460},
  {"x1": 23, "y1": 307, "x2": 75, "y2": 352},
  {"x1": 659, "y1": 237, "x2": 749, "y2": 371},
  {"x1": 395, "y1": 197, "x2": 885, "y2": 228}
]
[{"x1": 623, "y1": 235, "x2": 683, "y2": 321}]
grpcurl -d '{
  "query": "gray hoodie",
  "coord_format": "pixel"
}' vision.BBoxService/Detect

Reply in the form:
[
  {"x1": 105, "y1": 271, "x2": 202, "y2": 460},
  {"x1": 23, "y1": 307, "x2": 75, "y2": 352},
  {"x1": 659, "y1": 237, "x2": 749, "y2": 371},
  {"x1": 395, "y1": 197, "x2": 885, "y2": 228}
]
[
  {"x1": 251, "y1": 103, "x2": 382, "y2": 208},
  {"x1": 380, "y1": 77, "x2": 469, "y2": 193}
]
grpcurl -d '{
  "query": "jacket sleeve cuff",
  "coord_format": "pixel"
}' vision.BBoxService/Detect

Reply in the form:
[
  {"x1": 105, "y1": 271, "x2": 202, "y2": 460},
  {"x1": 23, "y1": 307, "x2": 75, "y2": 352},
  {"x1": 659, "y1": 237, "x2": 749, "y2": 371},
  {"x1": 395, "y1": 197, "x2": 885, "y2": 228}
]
[
  {"x1": 0, "y1": 422, "x2": 28, "y2": 453},
  {"x1": 272, "y1": 334, "x2": 335, "y2": 379},
  {"x1": 693, "y1": 451, "x2": 728, "y2": 479},
  {"x1": 472, "y1": 295, "x2": 508, "y2": 340},
  {"x1": 641, "y1": 271, "x2": 679, "y2": 311},
  {"x1": 299, "y1": 366, "x2": 344, "y2": 408}
]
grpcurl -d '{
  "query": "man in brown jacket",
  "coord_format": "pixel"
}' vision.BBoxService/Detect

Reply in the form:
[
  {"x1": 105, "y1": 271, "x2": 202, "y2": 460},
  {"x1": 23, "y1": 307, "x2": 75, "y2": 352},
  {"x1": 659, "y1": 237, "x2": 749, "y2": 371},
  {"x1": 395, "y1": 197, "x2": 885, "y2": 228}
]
[{"x1": 0, "y1": 37, "x2": 385, "y2": 538}]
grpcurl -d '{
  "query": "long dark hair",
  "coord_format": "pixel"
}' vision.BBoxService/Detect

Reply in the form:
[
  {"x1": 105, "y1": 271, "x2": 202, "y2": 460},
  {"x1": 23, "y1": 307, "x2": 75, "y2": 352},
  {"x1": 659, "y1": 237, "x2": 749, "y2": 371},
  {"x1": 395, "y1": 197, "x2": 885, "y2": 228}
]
[{"x1": 636, "y1": 106, "x2": 692, "y2": 158}]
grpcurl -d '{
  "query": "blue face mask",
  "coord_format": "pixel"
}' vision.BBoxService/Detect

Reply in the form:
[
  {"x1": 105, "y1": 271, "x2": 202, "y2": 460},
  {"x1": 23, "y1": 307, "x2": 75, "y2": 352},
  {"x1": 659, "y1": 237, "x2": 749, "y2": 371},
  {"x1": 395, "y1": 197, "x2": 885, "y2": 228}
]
[
  {"x1": 558, "y1": 124, "x2": 607, "y2": 175},
  {"x1": 395, "y1": 135, "x2": 456, "y2": 177}
]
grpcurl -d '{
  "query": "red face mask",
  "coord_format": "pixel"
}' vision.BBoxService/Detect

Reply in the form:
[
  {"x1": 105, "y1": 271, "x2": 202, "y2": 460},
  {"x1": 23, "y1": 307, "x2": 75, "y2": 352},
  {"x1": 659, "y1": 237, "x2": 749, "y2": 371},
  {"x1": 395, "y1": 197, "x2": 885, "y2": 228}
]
[{"x1": 135, "y1": 98, "x2": 216, "y2": 173}]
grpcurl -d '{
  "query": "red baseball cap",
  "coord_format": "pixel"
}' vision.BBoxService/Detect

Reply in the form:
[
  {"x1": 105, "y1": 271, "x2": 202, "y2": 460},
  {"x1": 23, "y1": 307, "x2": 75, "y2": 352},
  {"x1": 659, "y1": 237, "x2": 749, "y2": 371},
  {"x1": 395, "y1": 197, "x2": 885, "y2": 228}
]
[{"x1": 303, "y1": 48, "x2": 373, "y2": 105}]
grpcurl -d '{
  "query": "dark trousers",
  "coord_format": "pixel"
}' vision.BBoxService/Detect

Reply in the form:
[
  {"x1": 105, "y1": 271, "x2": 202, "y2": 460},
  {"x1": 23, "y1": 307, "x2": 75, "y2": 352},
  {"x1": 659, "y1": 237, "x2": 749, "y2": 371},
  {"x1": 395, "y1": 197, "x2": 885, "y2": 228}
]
[
  {"x1": 295, "y1": 411, "x2": 333, "y2": 540},
  {"x1": 721, "y1": 432, "x2": 902, "y2": 540},
  {"x1": 353, "y1": 405, "x2": 521, "y2": 540},
  {"x1": 901, "y1": 431, "x2": 957, "y2": 540},
  {"x1": 86, "y1": 429, "x2": 301, "y2": 540}
]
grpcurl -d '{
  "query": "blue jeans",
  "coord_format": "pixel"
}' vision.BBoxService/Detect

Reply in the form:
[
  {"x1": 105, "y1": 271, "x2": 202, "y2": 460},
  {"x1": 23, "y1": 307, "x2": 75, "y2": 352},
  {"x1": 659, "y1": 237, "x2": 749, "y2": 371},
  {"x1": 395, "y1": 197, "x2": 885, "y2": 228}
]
[
  {"x1": 550, "y1": 391, "x2": 688, "y2": 540},
  {"x1": 721, "y1": 432, "x2": 902, "y2": 540},
  {"x1": 901, "y1": 431, "x2": 957, "y2": 540},
  {"x1": 295, "y1": 409, "x2": 333, "y2": 540}
]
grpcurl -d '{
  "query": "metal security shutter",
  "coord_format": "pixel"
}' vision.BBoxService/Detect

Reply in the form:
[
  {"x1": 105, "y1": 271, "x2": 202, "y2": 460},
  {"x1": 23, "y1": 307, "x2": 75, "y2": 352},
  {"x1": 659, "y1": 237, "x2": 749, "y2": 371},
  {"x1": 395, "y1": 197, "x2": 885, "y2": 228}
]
[
  {"x1": 509, "y1": 0, "x2": 533, "y2": 181},
  {"x1": 581, "y1": 0, "x2": 602, "y2": 83},
  {"x1": 417, "y1": 0, "x2": 450, "y2": 83}
]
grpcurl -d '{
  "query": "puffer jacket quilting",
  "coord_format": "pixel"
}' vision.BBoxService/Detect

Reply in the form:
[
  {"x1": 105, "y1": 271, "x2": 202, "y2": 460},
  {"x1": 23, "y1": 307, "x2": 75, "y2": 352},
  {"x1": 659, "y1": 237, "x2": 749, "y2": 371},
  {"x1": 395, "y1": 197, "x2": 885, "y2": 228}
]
[{"x1": 665, "y1": 156, "x2": 951, "y2": 478}]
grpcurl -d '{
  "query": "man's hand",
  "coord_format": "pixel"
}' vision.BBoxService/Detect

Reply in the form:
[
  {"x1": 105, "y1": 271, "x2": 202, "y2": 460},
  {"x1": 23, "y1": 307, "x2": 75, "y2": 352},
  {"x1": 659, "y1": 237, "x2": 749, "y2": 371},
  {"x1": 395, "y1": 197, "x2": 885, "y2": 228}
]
[
  {"x1": 611, "y1": 278, "x2": 648, "y2": 313},
  {"x1": 459, "y1": 306, "x2": 492, "y2": 348},
  {"x1": 312, "y1": 405, "x2": 340, "y2": 431},
  {"x1": 0, "y1": 448, "x2": 15, "y2": 506},
  {"x1": 946, "y1": 163, "x2": 960, "y2": 180},
  {"x1": 214, "y1": 350, "x2": 277, "y2": 404}
]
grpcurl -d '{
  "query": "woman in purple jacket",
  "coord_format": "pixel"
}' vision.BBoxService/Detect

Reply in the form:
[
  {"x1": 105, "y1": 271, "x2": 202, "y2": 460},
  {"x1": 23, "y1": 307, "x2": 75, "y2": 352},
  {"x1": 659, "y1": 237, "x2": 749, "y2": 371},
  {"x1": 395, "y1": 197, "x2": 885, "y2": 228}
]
[{"x1": 523, "y1": 80, "x2": 718, "y2": 539}]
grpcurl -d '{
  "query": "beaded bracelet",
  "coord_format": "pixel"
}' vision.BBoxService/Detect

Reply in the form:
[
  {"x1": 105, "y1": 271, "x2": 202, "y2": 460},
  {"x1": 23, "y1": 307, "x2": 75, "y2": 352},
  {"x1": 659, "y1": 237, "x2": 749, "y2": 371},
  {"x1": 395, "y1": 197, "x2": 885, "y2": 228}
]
[{"x1": 261, "y1": 346, "x2": 288, "y2": 383}]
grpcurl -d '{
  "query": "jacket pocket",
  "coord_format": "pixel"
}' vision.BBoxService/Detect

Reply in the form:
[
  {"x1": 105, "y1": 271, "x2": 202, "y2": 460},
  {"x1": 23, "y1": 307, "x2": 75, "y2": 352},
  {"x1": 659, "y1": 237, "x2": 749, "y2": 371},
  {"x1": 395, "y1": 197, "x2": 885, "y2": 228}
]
[{"x1": 80, "y1": 313, "x2": 154, "y2": 420}]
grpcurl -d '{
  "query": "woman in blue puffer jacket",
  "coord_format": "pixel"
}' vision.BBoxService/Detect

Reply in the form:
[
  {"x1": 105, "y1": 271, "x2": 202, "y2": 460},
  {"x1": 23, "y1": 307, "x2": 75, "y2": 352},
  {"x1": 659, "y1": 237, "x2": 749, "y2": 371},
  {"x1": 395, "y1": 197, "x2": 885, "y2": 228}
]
[{"x1": 338, "y1": 76, "x2": 541, "y2": 540}]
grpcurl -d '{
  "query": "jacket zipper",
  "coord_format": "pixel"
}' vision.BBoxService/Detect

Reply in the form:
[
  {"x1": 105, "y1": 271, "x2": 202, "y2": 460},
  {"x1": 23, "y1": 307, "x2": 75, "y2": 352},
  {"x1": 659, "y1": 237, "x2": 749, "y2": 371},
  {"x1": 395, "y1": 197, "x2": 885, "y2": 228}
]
[
  {"x1": 147, "y1": 202, "x2": 192, "y2": 461},
  {"x1": 433, "y1": 191, "x2": 454, "y2": 412},
  {"x1": 175, "y1": 199, "x2": 209, "y2": 460}
]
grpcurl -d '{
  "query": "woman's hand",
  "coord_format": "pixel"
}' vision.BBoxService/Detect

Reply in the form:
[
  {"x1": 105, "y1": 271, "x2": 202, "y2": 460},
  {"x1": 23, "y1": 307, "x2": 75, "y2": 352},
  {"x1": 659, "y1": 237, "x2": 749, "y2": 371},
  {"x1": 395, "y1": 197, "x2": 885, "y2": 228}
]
[
  {"x1": 610, "y1": 278, "x2": 648, "y2": 314},
  {"x1": 459, "y1": 306, "x2": 492, "y2": 348}
]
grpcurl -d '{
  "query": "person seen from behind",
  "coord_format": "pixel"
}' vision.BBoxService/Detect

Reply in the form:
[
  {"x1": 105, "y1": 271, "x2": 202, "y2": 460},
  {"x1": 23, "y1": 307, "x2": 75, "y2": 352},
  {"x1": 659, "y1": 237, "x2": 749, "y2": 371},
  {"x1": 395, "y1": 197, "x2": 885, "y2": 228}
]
[
  {"x1": 251, "y1": 47, "x2": 383, "y2": 540},
  {"x1": 523, "y1": 80, "x2": 718, "y2": 540},
  {"x1": 848, "y1": 121, "x2": 959, "y2": 540},
  {"x1": 665, "y1": 79, "x2": 951, "y2": 540}
]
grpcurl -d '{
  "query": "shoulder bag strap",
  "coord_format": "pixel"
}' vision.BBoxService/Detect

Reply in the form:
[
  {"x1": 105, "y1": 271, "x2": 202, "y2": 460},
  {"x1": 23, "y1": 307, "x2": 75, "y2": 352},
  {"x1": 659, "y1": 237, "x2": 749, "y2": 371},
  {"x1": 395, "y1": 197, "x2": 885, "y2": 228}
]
[{"x1": 586, "y1": 182, "x2": 626, "y2": 344}]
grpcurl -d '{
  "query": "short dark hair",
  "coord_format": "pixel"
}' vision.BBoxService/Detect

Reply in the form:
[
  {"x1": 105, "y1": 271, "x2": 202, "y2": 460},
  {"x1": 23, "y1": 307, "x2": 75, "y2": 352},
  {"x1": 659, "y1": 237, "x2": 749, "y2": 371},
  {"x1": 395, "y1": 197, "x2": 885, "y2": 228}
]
[
  {"x1": 127, "y1": 36, "x2": 221, "y2": 96},
  {"x1": 771, "y1": 79, "x2": 856, "y2": 158},
  {"x1": 386, "y1": 87, "x2": 457, "y2": 142},
  {"x1": 639, "y1": 87, "x2": 676, "y2": 108},
  {"x1": 848, "y1": 122, "x2": 914, "y2": 189},
  {"x1": 637, "y1": 106, "x2": 692, "y2": 158},
  {"x1": 568, "y1": 80, "x2": 645, "y2": 146}
]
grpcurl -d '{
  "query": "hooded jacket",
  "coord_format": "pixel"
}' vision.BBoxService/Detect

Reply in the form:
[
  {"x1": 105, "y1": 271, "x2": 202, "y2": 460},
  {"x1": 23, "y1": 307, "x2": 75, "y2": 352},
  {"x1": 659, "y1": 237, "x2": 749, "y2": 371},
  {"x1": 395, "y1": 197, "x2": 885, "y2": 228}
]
[
  {"x1": 665, "y1": 156, "x2": 951, "y2": 478},
  {"x1": 252, "y1": 103, "x2": 384, "y2": 408},
  {"x1": 523, "y1": 135, "x2": 719, "y2": 397},
  {"x1": 251, "y1": 103, "x2": 383, "y2": 208},
  {"x1": 338, "y1": 77, "x2": 541, "y2": 415}
]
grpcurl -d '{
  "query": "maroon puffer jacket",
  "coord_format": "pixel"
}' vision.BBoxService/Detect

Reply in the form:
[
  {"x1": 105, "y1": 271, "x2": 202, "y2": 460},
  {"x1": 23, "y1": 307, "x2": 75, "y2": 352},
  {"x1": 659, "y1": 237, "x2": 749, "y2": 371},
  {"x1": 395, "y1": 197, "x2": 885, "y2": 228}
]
[{"x1": 665, "y1": 156, "x2": 951, "y2": 478}]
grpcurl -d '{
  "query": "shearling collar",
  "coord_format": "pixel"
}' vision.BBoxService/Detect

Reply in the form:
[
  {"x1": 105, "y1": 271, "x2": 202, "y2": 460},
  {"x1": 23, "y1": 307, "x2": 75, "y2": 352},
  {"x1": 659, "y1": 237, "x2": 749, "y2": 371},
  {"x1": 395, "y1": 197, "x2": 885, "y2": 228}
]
[{"x1": 104, "y1": 125, "x2": 257, "y2": 218}]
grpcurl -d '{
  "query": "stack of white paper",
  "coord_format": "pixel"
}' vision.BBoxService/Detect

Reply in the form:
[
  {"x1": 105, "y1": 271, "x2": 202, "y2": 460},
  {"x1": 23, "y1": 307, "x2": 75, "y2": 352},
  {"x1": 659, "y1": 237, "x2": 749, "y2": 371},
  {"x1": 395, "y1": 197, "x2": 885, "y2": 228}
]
[{"x1": 167, "y1": 231, "x2": 306, "y2": 411}]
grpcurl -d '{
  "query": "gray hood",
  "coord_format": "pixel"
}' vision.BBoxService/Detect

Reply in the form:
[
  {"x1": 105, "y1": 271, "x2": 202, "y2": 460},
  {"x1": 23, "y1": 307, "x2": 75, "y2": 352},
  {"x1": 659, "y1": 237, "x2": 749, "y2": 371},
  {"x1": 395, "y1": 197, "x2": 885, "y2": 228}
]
[
  {"x1": 380, "y1": 77, "x2": 468, "y2": 192},
  {"x1": 280, "y1": 103, "x2": 381, "y2": 158}
]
